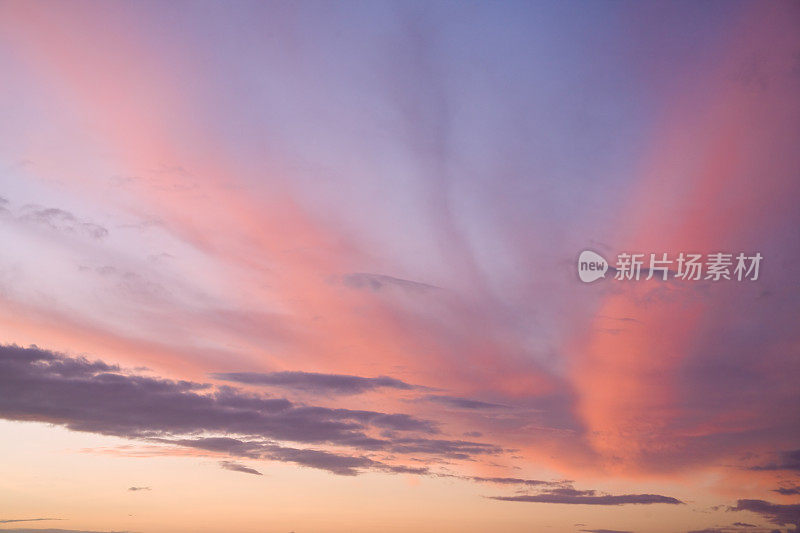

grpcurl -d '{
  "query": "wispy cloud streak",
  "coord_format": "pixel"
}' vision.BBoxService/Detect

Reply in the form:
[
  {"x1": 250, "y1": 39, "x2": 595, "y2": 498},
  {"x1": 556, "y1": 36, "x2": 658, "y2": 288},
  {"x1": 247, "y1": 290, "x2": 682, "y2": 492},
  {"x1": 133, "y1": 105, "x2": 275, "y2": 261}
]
[{"x1": 210, "y1": 370, "x2": 417, "y2": 395}]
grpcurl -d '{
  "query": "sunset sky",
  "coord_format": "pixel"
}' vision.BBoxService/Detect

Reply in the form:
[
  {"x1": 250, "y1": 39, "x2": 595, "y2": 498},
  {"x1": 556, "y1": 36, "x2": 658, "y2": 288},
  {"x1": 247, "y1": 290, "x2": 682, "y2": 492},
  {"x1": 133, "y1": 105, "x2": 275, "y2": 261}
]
[{"x1": 1, "y1": 1, "x2": 799, "y2": 532}]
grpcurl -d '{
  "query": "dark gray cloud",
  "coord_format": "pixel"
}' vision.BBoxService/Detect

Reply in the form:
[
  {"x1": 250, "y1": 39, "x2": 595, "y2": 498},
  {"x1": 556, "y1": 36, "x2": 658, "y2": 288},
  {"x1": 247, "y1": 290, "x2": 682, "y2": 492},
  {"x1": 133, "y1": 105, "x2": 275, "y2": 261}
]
[
  {"x1": 422, "y1": 395, "x2": 509, "y2": 410},
  {"x1": 18, "y1": 205, "x2": 108, "y2": 239},
  {"x1": 774, "y1": 485, "x2": 800, "y2": 496},
  {"x1": 729, "y1": 499, "x2": 800, "y2": 529},
  {"x1": 220, "y1": 460, "x2": 263, "y2": 476},
  {"x1": 385, "y1": 436, "x2": 500, "y2": 459},
  {"x1": 168, "y1": 437, "x2": 376, "y2": 476},
  {"x1": 490, "y1": 486, "x2": 683, "y2": 505},
  {"x1": 686, "y1": 522, "x2": 764, "y2": 533},
  {"x1": 127, "y1": 486, "x2": 150, "y2": 491},
  {"x1": 170, "y1": 436, "x2": 427, "y2": 476},
  {"x1": 686, "y1": 527, "x2": 773, "y2": 533},
  {"x1": 0, "y1": 530, "x2": 128, "y2": 533},
  {"x1": 341, "y1": 272, "x2": 438, "y2": 293},
  {"x1": 580, "y1": 529, "x2": 634, "y2": 533},
  {"x1": 0, "y1": 519, "x2": 62, "y2": 524},
  {"x1": 0, "y1": 344, "x2": 499, "y2": 477},
  {"x1": 210, "y1": 370, "x2": 417, "y2": 395},
  {"x1": 165, "y1": 434, "x2": 497, "y2": 475},
  {"x1": 750, "y1": 449, "x2": 800, "y2": 472},
  {"x1": 256, "y1": 444, "x2": 376, "y2": 476},
  {"x1": 467, "y1": 476, "x2": 553, "y2": 487}
]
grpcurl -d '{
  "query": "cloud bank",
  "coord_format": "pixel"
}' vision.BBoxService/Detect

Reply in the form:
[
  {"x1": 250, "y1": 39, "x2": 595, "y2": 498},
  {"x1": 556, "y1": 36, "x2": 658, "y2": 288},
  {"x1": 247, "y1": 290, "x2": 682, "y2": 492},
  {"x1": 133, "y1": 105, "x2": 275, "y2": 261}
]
[{"x1": 0, "y1": 344, "x2": 498, "y2": 476}]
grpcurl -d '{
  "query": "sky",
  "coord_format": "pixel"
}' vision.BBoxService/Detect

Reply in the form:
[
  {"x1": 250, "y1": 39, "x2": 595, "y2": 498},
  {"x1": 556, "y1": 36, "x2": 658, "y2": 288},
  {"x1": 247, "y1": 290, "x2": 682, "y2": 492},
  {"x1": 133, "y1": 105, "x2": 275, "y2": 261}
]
[{"x1": 0, "y1": 1, "x2": 799, "y2": 532}]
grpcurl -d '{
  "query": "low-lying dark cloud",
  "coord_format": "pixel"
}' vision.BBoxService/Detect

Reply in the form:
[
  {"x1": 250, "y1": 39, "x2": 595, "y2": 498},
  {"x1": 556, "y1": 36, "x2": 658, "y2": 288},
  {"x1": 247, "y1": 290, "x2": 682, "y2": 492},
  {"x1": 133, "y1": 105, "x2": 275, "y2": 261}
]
[
  {"x1": 210, "y1": 370, "x2": 416, "y2": 395},
  {"x1": 220, "y1": 460, "x2": 263, "y2": 476},
  {"x1": 127, "y1": 486, "x2": 150, "y2": 491},
  {"x1": 490, "y1": 486, "x2": 683, "y2": 506},
  {"x1": 686, "y1": 526, "x2": 774, "y2": 533},
  {"x1": 0, "y1": 519, "x2": 62, "y2": 524},
  {"x1": 386, "y1": 436, "x2": 500, "y2": 459},
  {"x1": 0, "y1": 348, "x2": 689, "y2": 507},
  {"x1": 773, "y1": 485, "x2": 800, "y2": 496},
  {"x1": 422, "y1": 395, "x2": 509, "y2": 410},
  {"x1": 750, "y1": 449, "x2": 800, "y2": 472},
  {"x1": 580, "y1": 529, "x2": 634, "y2": 533},
  {"x1": 467, "y1": 476, "x2": 553, "y2": 487},
  {"x1": 341, "y1": 272, "x2": 438, "y2": 293},
  {"x1": 728, "y1": 499, "x2": 800, "y2": 529},
  {"x1": 0, "y1": 344, "x2": 499, "y2": 477},
  {"x1": 165, "y1": 436, "x2": 430, "y2": 476},
  {"x1": 0, "y1": 530, "x2": 128, "y2": 533},
  {"x1": 169, "y1": 437, "x2": 376, "y2": 475}
]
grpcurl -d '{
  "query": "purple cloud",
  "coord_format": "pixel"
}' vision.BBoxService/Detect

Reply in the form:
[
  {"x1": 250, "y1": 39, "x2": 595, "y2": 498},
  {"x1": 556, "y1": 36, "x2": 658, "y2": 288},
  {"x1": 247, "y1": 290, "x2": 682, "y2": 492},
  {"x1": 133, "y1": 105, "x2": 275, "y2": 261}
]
[
  {"x1": 490, "y1": 486, "x2": 683, "y2": 505},
  {"x1": 341, "y1": 272, "x2": 438, "y2": 293},
  {"x1": 422, "y1": 395, "x2": 509, "y2": 410},
  {"x1": 0, "y1": 519, "x2": 63, "y2": 524},
  {"x1": 468, "y1": 476, "x2": 553, "y2": 487},
  {"x1": 210, "y1": 370, "x2": 417, "y2": 395},
  {"x1": 219, "y1": 460, "x2": 263, "y2": 476},
  {"x1": 0, "y1": 344, "x2": 499, "y2": 476},
  {"x1": 0, "y1": 530, "x2": 127, "y2": 533},
  {"x1": 728, "y1": 499, "x2": 800, "y2": 530},
  {"x1": 750, "y1": 449, "x2": 800, "y2": 472},
  {"x1": 773, "y1": 485, "x2": 800, "y2": 496}
]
